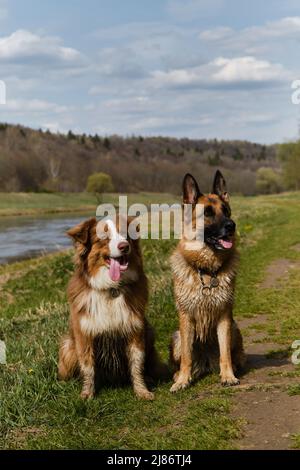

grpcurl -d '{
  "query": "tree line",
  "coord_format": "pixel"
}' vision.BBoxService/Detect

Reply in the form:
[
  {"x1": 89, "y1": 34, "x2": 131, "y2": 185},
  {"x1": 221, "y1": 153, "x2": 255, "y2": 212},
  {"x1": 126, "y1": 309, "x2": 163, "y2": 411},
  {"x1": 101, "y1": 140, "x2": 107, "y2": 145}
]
[{"x1": 0, "y1": 123, "x2": 298, "y2": 195}]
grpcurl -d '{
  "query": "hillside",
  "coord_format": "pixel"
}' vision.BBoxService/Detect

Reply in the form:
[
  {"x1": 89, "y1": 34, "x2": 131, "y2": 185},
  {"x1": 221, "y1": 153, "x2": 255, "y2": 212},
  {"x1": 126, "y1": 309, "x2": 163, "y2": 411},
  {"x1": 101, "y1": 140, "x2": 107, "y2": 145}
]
[{"x1": 0, "y1": 123, "x2": 278, "y2": 195}]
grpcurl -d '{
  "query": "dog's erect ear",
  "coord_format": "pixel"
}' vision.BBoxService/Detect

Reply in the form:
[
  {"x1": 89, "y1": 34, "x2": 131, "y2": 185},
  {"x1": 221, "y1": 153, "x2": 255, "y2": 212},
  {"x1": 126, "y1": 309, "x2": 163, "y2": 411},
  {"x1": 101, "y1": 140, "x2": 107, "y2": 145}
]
[
  {"x1": 212, "y1": 170, "x2": 229, "y2": 203},
  {"x1": 67, "y1": 218, "x2": 96, "y2": 245},
  {"x1": 183, "y1": 173, "x2": 202, "y2": 204}
]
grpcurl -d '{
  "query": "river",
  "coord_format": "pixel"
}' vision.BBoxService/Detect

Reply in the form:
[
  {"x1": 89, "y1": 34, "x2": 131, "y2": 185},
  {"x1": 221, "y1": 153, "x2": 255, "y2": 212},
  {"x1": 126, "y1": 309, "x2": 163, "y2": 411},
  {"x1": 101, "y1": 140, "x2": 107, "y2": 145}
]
[{"x1": 0, "y1": 212, "x2": 93, "y2": 264}]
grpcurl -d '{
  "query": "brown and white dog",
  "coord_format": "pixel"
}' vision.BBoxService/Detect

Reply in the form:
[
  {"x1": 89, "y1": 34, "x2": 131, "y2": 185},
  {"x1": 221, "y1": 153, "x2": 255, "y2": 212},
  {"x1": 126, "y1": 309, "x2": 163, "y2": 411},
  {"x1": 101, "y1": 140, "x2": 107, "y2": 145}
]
[
  {"x1": 58, "y1": 215, "x2": 164, "y2": 400},
  {"x1": 170, "y1": 171, "x2": 245, "y2": 393}
]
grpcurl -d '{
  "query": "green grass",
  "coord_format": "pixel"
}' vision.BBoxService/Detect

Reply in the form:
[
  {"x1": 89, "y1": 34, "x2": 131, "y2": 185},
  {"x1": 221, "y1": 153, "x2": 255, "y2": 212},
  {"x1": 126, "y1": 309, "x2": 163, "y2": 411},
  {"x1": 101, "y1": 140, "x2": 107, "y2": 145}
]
[
  {"x1": 288, "y1": 384, "x2": 300, "y2": 396},
  {"x1": 0, "y1": 192, "x2": 179, "y2": 216},
  {"x1": 1, "y1": 192, "x2": 300, "y2": 449}
]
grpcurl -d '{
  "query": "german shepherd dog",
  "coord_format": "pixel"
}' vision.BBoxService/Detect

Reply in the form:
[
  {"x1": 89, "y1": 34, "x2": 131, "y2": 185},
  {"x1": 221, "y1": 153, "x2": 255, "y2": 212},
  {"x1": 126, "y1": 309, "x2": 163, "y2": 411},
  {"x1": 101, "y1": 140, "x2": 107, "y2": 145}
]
[{"x1": 170, "y1": 171, "x2": 245, "y2": 392}]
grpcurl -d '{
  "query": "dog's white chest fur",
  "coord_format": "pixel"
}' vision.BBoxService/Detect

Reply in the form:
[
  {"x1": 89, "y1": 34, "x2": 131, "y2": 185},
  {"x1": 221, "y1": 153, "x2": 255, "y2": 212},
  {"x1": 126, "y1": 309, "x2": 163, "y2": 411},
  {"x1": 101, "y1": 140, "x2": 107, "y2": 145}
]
[{"x1": 80, "y1": 290, "x2": 141, "y2": 336}]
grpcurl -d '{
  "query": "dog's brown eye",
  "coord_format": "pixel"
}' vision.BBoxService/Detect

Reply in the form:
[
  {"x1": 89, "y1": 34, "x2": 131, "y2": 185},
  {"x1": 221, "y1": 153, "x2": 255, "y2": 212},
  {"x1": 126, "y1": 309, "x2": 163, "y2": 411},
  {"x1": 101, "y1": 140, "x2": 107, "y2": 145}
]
[{"x1": 204, "y1": 206, "x2": 215, "y2": 217}]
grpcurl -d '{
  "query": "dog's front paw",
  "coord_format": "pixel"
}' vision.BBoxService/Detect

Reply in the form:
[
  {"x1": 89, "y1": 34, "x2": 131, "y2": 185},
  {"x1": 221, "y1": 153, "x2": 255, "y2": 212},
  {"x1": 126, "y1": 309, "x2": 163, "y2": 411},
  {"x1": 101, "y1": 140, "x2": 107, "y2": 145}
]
[
  {"x1": 170, "y1": 375, "x2": 192, "y2": 393},
  {"x1": 80, "y1": 389, "x2": 94, "y2": 399},
  {"x1": 221, "y1": 375, "x2": 240, "y2": 387},
  {"x1": 135, "y1": 389, "x2": 155, "y2": 400},
  {"x1": 173, "y1": 370, "x2": 180, "y2": 382}
]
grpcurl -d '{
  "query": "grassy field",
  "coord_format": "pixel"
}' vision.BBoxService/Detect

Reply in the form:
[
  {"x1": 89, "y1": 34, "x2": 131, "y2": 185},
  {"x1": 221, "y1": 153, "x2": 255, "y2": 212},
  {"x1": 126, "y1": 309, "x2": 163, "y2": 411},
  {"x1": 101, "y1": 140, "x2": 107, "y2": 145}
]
[
  {"x1": 0, "y1": 192, "x2": 300, "y2": 449},
  {"x1": 0, "y1": 192, "x2": 178, "y2": 216}
]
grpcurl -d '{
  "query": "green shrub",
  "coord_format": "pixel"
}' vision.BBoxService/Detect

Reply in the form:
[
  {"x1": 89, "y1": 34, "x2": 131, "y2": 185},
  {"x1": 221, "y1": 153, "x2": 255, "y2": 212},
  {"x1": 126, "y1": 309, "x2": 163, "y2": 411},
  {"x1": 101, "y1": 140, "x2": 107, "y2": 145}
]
[
  {"x1": 256, "y1": 167, "x2": 282, "y2": 194},
  {"x1": 86, "y1": 172, "x2": 114, "y2": 202}
]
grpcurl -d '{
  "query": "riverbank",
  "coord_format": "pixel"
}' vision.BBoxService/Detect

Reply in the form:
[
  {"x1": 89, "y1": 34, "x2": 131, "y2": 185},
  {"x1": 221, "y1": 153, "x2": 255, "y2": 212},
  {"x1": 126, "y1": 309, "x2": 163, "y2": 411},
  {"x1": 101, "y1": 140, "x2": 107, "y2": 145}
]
[{"x1": 0, "y1": 192, "x2": 179, "y2": 217}]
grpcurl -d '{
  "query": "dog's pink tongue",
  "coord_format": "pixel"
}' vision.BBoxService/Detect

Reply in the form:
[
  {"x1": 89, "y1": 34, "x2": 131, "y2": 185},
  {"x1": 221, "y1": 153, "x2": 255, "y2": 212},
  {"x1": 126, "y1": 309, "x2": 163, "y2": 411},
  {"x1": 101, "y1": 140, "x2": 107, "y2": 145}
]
[
  {"x1": 109, "y1": 258, "x2": 121, "y2": 282},
  {"x1": 219, "y1": 239, "x2": 233, "y2": 249}
]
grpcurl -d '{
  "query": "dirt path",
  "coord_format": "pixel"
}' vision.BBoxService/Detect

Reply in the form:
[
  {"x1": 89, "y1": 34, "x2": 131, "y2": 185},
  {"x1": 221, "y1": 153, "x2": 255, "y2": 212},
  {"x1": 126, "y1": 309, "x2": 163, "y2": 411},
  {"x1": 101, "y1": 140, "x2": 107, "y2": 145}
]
[
  {"x1": 260, "y1": 258, "x2": 300, "y2": 288},
  {"x1": 231, "y1": 259, "x2": 300, "y2": 450}
]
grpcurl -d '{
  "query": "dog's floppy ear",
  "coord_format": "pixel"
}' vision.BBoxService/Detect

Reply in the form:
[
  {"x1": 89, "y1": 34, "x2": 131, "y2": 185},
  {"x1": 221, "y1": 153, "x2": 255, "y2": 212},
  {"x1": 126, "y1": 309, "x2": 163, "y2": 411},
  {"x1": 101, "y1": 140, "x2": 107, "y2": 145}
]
[
  {"x1": 212, "y1": 170, "x2": 229, "y2": 203},
  {"x1": 67, "y1": 218, "x2": 96, "y2": 245},
  {"x1": 183, "y1": 173, "x2": 202, "y2": 204}
]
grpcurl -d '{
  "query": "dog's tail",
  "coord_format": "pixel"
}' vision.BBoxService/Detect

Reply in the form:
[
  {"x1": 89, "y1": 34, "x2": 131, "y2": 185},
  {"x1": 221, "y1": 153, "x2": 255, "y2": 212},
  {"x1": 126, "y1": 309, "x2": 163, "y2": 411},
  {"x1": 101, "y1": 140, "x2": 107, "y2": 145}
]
[{"x1": 58, "y1": 335, "x2": 78, "y2": 380}]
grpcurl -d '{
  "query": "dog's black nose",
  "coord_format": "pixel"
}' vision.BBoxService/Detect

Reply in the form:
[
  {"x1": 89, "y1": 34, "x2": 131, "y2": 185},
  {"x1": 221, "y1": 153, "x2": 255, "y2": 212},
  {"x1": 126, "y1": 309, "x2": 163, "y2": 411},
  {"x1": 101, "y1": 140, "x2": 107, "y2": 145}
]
[{"x1": 225, "y1": 219, "x2": 236, "y2": 233}]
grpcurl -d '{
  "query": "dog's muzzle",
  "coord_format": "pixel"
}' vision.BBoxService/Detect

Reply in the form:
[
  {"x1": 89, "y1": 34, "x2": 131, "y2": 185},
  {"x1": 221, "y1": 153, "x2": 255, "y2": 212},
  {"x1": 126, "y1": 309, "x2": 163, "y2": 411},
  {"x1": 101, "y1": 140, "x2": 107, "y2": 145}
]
[{"x1": 205, "y1": 219, "x2": 236, "y2": 251}]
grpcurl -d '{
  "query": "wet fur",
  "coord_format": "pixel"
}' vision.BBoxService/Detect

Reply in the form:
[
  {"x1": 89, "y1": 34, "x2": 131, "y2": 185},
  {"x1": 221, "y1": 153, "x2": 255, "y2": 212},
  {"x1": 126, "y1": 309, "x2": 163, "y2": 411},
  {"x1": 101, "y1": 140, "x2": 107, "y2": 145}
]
[{"x1": 170, "y1": 173, "x2": 246, "y2": 392}]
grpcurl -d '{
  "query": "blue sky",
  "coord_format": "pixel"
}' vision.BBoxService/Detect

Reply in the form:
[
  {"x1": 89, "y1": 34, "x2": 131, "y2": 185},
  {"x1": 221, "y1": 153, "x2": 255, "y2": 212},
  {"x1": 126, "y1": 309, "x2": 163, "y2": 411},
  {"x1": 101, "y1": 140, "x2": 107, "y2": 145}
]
[{"x1": 0, "y1": 0, "x2": 300, "y2": 143}]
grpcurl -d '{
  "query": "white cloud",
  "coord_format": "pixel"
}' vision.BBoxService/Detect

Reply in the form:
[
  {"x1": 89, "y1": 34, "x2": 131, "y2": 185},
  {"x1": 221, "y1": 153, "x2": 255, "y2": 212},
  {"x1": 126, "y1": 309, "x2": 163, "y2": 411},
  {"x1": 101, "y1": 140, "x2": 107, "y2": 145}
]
[
  {"x1": 151, "y1": 56, "x2": 288, "y2": 89},
  {"x1": 199, "y1": 27, "x2": 233, "y2": 41},
  {"x1": 0, "y1": 30, "x2": 82, "y2": 65},
  {"x1": 251, "y1": 16, "x2": 300, "y2": 38},
  {"x1": 212, "y1": 56, "x2": 287, "y2": 83},
  {"x1": 104, "y1": 96, "x2": 151, "y2": 114},
  {"x1": 199, "y1": 16, "x2": 300, "y2": 52},
  {"x1": 131, "y1": 114, "x2": 214, "y2": 131},
  {"x1": 3, "y1": 76, "x2": 38, "y2": 92},
  {"x1": 131, "y1": 116, "x2": 180, "y2": 131},
  {"x1": 6, "y1": 98, "x2": 69, "y2": 114}
]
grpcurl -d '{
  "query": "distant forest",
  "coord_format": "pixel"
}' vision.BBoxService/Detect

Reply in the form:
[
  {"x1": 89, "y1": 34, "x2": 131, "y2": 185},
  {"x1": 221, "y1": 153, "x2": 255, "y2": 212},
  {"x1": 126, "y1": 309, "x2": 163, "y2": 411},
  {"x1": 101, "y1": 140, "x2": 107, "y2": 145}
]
[{"x1": 0, "y1": 123, "x2": 283, "y2": 195}]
